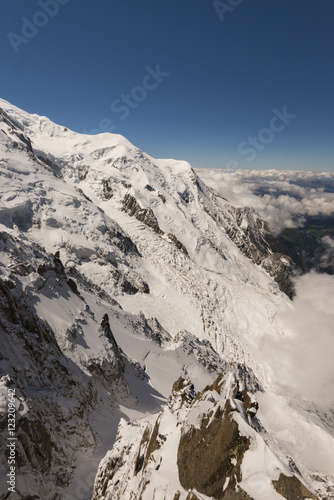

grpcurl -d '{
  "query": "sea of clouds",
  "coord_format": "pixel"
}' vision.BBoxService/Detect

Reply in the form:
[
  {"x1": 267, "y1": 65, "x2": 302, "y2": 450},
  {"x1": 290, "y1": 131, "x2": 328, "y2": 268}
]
[
  {"x1": 196, "y1": 168, "x2": 334, "y2": 235},
  {"x1": 263, "y1": 271, "x2": 334, "y2": 409}
]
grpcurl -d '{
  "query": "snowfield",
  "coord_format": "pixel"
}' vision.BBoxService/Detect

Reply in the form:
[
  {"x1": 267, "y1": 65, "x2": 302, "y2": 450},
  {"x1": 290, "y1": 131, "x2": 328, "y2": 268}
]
[{"x1": 0, "y1": 98, "x2": 333, "y2": 500}]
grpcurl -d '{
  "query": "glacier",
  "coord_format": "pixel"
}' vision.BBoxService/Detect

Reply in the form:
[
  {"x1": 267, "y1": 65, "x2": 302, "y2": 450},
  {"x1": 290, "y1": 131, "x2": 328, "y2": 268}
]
[{"x1": 0, "y1": 98, "x2": 333, "y2": 499}]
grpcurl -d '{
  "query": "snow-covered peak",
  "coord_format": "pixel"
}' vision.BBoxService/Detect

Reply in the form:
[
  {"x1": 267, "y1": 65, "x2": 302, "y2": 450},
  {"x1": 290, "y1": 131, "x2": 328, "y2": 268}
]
[{"x1": 0, "y1": 99, "x2": 333, "y2": 499}]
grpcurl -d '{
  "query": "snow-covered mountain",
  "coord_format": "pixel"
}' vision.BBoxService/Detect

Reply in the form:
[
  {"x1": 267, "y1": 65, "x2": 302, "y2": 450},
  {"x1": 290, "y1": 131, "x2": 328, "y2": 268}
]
[{"x1": 0, "y1": 98, "x2": 333, "y2": 500}]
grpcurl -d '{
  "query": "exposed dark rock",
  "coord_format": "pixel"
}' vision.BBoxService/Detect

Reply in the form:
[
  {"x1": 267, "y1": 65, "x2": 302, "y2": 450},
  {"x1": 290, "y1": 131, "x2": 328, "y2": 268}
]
[
  {"x1": 0, "y1": 275, "x2": 97, "y2": 495},
  {"x1": 145, "y1": 184, "x2": 155, "y2": 192},
  {"x1": 167, "y1": 233, "x2": 188, "y2": 255},
  {"x1": 0, "y1": 107, "x2": 33, "y2": 153},
  {"x1": 0, "y1": 233, "x2": 134, "y2": 497},
  {"x1": 203, "y1": 204, "x2": 217, "y2": 222},
  {"x1": 96, "y1": 451, "x2": 127, "y2": 498},
  {"x1": 89, "y1": 313, "x2": 126, "y2": 384},
  {"x1": 121, "y1": 194, "x2": 189, "y2": 256},
  {"x1": 9, "y1": 262, "x2": 36, "y2": 276},
  {"x1": 37, "y1": 252, "x2": 65, "y2": 277},
  {"x1": 111, "y1": 268, "x2": 150, "y2": 295},
  {"x1": 174, "y1": 332, "x2": 228, "y2": 378},
  {"x1": 37, "y1": 155, "x2": 51, "y2": 167},
  {"x1": 185, "y1": 493, "x2": 200, "y2": 500},
  {"x1": 221, "y1": 205, "x2": 296, "y2": 298},
  {"x1": 272, "y1": 473, "x2": 318, "y2": 499},
  {"x1": 178, "y1": 190, "x2": 190, "y2": 204},
  {"x1": 134, "y1": 453, "x2": 145, "y2": 475},
  {"x1": 121, "y1": 180, "x2": 132, "y2": 189},
  {"x1": 67, "y1": 278, "x2": 78, "y2": 294},
  {"x1": 167, "y1": 377, "x2": 196, "y2": 410},
  {"x1": 77, "y1": 187, "x2": 93, "y2": 203},
  {"x1": 121, "y1": 194, "x2": 163, "y2": 235},
  {"x1": 178, "y1": 390, "x2": 251, "y2": 500},
  {"x1": 16, "y1": 416, "x2": 52, "y2": 472},
  {"x1": 36, "y1": 154, "x2": 62, "y2": 178},
  {"x1": 193, "y1": 373, "x2": 225, "y2": 404},
  {"x1": 102, "y1": 179, "x2": 113, "y2": 200},
  {"x1": 137, "y1": 313, "x2": 171, "y2": 345},
  {"x1": 144, "y1": 418, "x2": 166, "y2": 468},
  {"x1": 0, "y1": 107, "x2": 22, "y2": 130},
  {"x1": 105, "y1": 226, "x2": 141, "y2": 256},
  {"x1": 78, "y1": 167, "x2": 88, "y2": 181},
  {"x1": 262, "y1": 254, "x2": 296, "y2": 299},
  {"x1": 67, "y1": 266, "x2": 123, "y2": 308},
  {"x1": 100, "y1": 314, "x2": 119, "y2": 352},
  {"x1": 133, "y1": 427, "x2": 151, "y2": 476}
]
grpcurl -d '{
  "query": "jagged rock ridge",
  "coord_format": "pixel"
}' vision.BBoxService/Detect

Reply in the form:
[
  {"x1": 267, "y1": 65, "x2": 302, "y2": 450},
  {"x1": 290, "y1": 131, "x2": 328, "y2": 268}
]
[{"x1": 92, "y1": 373, "x2": 319, "y2": 500}]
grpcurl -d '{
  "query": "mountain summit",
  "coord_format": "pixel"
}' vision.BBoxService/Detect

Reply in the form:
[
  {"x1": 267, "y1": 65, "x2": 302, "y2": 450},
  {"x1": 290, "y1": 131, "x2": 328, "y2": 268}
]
[{"x1": 0, "y1": 99, "x2": 333, "y2": 499}]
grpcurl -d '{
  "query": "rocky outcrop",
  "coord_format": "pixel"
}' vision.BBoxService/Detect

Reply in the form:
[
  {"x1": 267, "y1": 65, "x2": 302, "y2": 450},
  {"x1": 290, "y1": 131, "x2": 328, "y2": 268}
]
[
  {"x1": 121, "y1": 194, "x2": 189, "y2": 256},
  {"x1": 173, "y1": 331, "x2": 228, "y2": 373},
  {"x1": 201, "y1": 193, "x2": 297, "y2": 298},
  {"x1": 111, "y1": 268, "x2": 150, "y2": 295},
  {"x1": 177, "y1": 376, "x2": 251, "y2": 500},
  {"x1": 178, "y1": 401, "x2": 250, "y2": 499},
  {"x1": 0, "y1": 107, "x2": 32, "y2": 153},
  {"x1": 0, "y1": 275, "x2": 96, "y2": 497},
  {"x1": 272, "y1": 473, "x2": 318, "y2": 500},
  {"x1": 0, "y1": 233, "x2": 130, "y2": 499},
  {"x1": 122, "y1": 194, "x2": 163, "y2": 235},
  {"x1": 102, "y1": 179, "x2": 113, "y2": 200},
  {"x1": 86, "y1": 314, "x2": 126, "y2": 387},
  {"x1": 261, "y1": 253, "x2": 296, "y2": 298},
  {"x1": 224, "y1": 206, "x2": 297, "y2": 298},
  {"x1": 105, "y1": 226, "x2": 141, "y2": 256},
  {"x1": 167, "y1": 233, "x2": 188, "y2": 255},
  {"x1": 92, "y1": 372, "x2": 319, "y2": 500},
  {"x1": 136, "y1": 313, "x2": 171, "y2": 345}
]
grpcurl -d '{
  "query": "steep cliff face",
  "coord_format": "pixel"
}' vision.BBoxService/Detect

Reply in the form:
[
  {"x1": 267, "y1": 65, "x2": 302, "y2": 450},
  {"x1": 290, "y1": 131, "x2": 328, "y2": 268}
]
[
  {"x1": 0, "y1": 232, "x2": 131, "y2": 498},
  {"x1": 92, "y1": 373, "x2": 319, "y2": 500},
  {"x1": 196, "y1": 168, "x2": 334, "y2": 279},
  {"x1": 193, "y1": 179, "x2": 297, "y2": 298}
]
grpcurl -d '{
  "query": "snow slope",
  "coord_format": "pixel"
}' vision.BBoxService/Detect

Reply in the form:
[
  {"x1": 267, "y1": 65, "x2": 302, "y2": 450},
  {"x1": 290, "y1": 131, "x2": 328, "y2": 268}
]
[{"x1": 0, "y1": 98, "x2": 333, "y2": 499}]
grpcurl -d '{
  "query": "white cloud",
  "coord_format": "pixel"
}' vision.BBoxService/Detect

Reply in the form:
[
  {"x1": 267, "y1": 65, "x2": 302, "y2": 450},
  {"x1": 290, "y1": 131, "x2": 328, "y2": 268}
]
[
  {"x1": 262, "y1": 272, "x2": 334, "y2": 409},
  {"x1": 196, "y1": 169, "x2": 334, "y2": 235}
]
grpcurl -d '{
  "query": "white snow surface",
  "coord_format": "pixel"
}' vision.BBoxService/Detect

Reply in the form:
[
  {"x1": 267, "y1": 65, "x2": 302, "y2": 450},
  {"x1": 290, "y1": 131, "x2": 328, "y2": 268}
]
[{"x1": 0, "y1": 98, "x2": 333, "y2": 499}]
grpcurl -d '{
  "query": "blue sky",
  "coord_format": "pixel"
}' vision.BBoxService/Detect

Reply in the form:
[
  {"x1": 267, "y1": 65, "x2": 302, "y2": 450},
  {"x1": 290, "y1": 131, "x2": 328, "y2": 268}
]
[{"x1": 1, "y1": 0, "x2": 334, "y2": 171}]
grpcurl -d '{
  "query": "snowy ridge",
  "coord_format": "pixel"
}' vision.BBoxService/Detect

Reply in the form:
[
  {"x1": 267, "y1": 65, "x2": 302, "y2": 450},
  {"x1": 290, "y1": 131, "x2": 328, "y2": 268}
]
[
  {"x1": 92, "y1": 374, "x2": 319, "y2": 500},
  {"x1": 0, "y1": 98, "x2": 333, "y2": 499}
]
